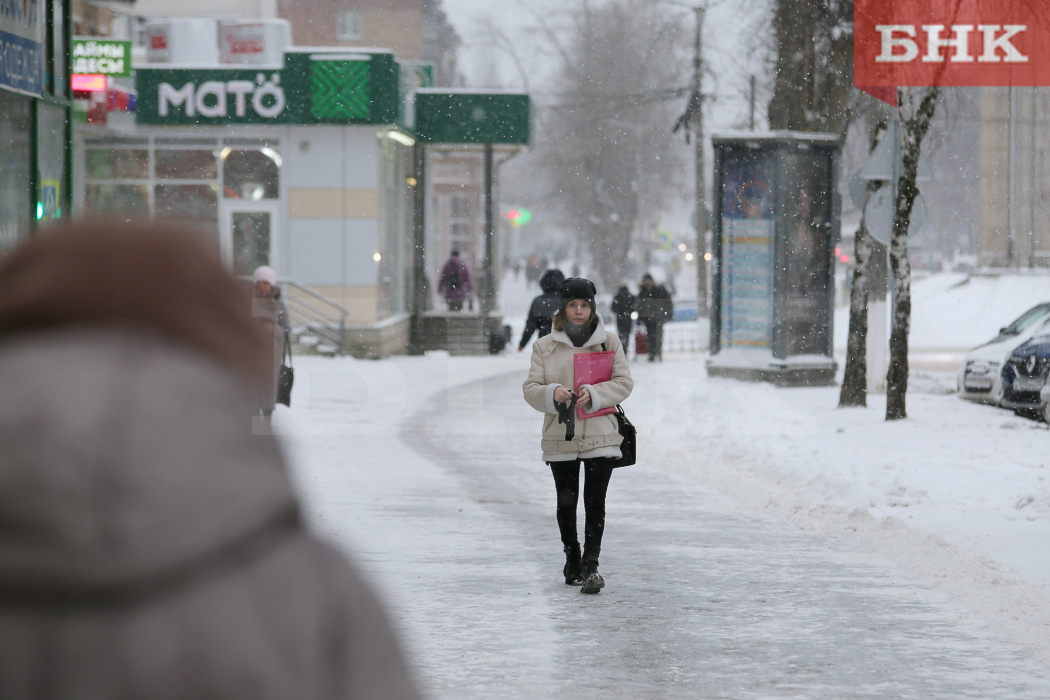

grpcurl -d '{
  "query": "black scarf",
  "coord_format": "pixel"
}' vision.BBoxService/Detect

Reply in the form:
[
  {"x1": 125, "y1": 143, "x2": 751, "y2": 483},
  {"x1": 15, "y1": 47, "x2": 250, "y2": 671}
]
[{"x1": 565, "y1": 321, "x2": 593, "y2": 347}]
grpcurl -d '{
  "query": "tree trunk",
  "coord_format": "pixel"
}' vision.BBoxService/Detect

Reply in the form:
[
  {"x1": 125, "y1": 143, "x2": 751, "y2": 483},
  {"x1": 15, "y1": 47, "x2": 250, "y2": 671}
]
[
  {"x1": 886, "y1": 88, "x2": 940, "y2": 421},
  {"x1": 838, "y1": 220, "x2": 873, "y2": 407},
  {"x1": 839, "y1": 117, "x2": 887, "y2": 408}
]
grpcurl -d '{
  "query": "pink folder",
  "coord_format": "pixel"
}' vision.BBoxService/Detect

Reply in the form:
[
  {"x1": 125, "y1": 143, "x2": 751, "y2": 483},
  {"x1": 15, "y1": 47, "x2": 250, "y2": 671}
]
[{"x1": 574, "y1": 351, "x2": 618, "y2": 421}]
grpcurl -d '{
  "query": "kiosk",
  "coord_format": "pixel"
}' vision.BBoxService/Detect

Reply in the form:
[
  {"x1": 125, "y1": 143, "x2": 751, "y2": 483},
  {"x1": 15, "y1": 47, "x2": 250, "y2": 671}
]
[{"x1": 706, "y1": 132, "x2": 840, "y2": 386}]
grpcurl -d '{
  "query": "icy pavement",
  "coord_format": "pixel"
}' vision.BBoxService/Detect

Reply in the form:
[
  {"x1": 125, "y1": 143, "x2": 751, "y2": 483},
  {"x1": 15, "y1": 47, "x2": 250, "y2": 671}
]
[{"x1": 276, "y1": 356, "x2": 1049, "y2": 699}]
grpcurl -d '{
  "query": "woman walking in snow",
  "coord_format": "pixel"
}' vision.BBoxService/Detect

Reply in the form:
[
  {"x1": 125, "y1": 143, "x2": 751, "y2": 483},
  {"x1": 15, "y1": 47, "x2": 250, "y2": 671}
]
[{"x1": 523, "y1": 278, "x2": 634, "y2": 593}]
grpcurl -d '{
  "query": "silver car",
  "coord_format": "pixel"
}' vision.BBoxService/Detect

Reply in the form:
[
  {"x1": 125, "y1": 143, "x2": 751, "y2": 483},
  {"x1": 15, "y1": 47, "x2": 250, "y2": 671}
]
[{"x1": 957, "y1": 302, "x2": 1050, "y2": 405}]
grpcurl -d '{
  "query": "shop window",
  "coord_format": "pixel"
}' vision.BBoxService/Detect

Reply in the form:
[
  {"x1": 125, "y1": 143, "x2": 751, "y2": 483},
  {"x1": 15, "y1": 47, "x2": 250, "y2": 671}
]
[
  {"x1": 337, "y1": 10, "x2": 363, "y2": 40},
  {"x1": 155, "y1": 184, "x2": 218, "y2": 231},
  {"x1": 86, "y1": 149, "x2": 150, "y2": 180},
  {"x1": 450, "y1": 222, "x2": 471, "y2": 254},
  {"x1": 450, "y1": 193, "x2": 473, "y2": 258},
  {"x1": 222, "y1": 148, "x2": 280, "y2": 200},
  {"x1": 84, "y1": 184, "x2": 150, "y2": 218},
  {"x1": 156, "y1": 149, "x2": 218, "y2": 180},
  {"x1": 0, "y1": 94, "x2": 31, "y2": 252}
]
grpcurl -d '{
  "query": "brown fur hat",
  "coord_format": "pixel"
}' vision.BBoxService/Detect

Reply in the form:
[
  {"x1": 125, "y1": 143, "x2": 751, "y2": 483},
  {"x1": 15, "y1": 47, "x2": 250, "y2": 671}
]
[{"x1": 0, "y1": 218, "x2": 270, "y2": 386}]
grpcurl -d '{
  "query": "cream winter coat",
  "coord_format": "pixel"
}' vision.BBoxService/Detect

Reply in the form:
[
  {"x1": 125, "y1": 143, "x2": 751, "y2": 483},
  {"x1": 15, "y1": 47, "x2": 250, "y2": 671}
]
[{"x1": 523, "y1": 314, "x2": 634, "y2": 462}]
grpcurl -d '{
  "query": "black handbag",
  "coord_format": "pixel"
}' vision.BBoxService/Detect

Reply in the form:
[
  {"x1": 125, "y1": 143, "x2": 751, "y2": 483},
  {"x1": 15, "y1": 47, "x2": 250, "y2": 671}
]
[
  {"x1": 597, "y1": 341, "x2": 635, "y2": 468},
  {"x1": 276, "y1": 332, "x2": 294, "y2": 407},
  {"x1": 612, "y1": 404, "x2": 636, "y2": 468}
]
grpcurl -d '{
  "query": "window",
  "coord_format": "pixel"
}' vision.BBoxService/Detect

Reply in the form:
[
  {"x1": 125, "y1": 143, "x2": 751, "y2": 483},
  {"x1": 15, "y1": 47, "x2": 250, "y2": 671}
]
[
  {"x1": 222, "y1": 149, "x2": 280, "y2": 200},
  {"x1": 0, "y1": 94, "x2": 31, "y2": 253},
  {"x1": 450, "y1": 193, "x2": 473, "y2": 257},
  {"x1": 156, "y1": 149, "x2": 218, "y2": 180},
  {"x1": 337, "y1": 10, "x2": 362, "y2": 41}
]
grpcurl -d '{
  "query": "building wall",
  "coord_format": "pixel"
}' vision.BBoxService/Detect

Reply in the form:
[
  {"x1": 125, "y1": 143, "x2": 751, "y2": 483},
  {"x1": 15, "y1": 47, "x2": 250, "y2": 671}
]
[
  {"x1": 126, "y1": 0, "x2": 275, "y2": 20},
  {"x1": 978, "y1": 87, "x2": 1050, "y2": 268},
  {"x1": 278, "y1": 0, "x2": 423, "y2": 59}
]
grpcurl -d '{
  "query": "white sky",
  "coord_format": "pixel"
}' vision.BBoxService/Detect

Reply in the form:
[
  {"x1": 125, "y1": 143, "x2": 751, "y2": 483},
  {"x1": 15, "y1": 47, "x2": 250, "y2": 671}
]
[{"x1": 441, "y1": 0, "x2": 768, "y2": 132}]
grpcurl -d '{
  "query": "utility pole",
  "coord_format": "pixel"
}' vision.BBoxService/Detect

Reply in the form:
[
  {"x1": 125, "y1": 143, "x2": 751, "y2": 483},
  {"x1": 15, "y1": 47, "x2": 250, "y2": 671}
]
[{"x1": 691, "y1": 5, "x2": 708, "y2": 317}]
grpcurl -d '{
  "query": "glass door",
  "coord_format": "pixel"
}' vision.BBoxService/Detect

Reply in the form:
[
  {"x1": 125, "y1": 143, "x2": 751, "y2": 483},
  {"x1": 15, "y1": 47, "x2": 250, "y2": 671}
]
[{"x1": 222, "y1": 202, "x2": 278, "y2": 277}]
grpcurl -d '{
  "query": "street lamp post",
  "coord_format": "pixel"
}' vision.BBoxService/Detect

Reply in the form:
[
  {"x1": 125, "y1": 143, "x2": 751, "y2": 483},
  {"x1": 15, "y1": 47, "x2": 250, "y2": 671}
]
[
  {"x1": 691, "y1": 5, "x2": 708, "y2": 318},
  {"x1": 662, "y1": 0, "x2": 710, "y2": 316}
]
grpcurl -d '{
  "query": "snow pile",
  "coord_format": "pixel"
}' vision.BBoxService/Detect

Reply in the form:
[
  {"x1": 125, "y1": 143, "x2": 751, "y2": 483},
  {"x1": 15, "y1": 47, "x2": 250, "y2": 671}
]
[{"x1": 835, "y1": 271, "x2": 1050, "y2": 352}]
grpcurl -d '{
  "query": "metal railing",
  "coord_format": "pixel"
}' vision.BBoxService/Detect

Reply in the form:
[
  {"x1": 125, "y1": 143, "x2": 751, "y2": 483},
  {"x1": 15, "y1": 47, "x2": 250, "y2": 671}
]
[{"x1": 279, "y1": 279, "x2": 347, "y2": 355}]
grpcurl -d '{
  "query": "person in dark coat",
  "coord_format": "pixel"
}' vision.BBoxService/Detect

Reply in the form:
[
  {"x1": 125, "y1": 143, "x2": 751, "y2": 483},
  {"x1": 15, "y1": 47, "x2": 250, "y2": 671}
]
[
  {"x1": 610, "y1": 284, "x2": 636, "y2": 354},
  {"x1": 252, "y1": 265, "x2": 291, "y2": 419},
  {"x1": 636, "y1": 273, "x2": 674, "y2": 362},
  {"x1": 518, "y1": 268, "x2": 565, "y2": 351},
  {"x1": 438, "y1": 250, "x2": 473, "y2": 311},
  {"x1": 0, "y1": 219, "x2": 423, "y2": 700}
]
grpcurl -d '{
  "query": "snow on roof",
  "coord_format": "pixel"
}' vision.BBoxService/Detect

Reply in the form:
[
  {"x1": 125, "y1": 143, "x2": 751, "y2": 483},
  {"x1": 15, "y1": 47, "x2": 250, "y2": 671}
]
[{"x1": 415, "y1": 87, "x2": 528, "y2": 96}]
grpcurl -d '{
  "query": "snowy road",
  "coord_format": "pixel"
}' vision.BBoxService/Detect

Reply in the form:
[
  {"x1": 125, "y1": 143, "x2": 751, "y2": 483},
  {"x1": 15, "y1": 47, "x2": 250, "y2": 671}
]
[{"x1": 276, "y1": 355, "x2": 1049, "y2": 698}]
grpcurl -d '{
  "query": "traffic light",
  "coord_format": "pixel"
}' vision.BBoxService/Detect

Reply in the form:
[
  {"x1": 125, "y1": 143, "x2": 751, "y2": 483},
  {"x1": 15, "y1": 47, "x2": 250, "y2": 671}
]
[{"x1": 505, "y1": 207, "x2": 532, "y2": 228}]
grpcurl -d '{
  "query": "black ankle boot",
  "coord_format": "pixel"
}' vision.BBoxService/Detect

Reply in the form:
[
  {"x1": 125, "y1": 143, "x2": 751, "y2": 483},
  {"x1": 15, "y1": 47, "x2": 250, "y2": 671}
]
[
  {"x1": 579, "y1": 558, "x2": 604, "y2": 594},
  {"x1": 563, "y1": 545, "x2": 583, "y2": 585}
]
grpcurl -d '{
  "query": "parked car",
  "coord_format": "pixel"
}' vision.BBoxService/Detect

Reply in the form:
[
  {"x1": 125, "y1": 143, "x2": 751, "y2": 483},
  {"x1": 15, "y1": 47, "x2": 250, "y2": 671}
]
[
  {"x1": 1000, "y1": 334, "x2": 1050, "y2": 417},
  {"x1": 957, "y1": 302, "x2": 1050, "y2": 405}
]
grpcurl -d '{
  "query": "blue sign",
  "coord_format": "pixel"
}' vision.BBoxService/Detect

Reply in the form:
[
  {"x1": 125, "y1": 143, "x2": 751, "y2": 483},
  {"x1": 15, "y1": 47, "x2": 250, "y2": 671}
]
[
  {"x1": 0, "y1": 0, "x2": 44, "y2": 95},
  {"x1": 720, "y1": 151, "x2": 775, "y2": 349}
]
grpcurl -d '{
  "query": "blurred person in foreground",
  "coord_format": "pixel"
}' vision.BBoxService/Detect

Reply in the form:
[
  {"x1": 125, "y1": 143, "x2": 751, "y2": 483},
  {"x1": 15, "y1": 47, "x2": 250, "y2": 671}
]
[
  {"x1": 251, "y1": 264, "x2": 291, "y2": 420},
  {"x1": 0, "y1": 220, "x2": 422, "y2": 700},
  {"x1": 517, "y1": 268, "x2": 565, "y2": 351}
]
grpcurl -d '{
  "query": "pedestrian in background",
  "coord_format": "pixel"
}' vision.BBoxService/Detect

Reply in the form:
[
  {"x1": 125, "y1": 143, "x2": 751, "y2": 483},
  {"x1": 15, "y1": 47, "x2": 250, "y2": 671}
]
[
  {"x1": 518, "y1": 268, "x2": 565, "y2": 351},
  {"x1": 637, "y1": 273, "x2": 674, "y2": 362},
  {"x1": 438, "y1": 249, "x2": 473, "y2": 311},
  {"x1": 523, "y1": 278, "x2": 634, "y2": 594},
  {"x1": 0, "y1": 220, "x2": 422, "y2": 700},
  {"x1": 610, "y1": 284, "x2": 636, "y2": 355},
  {"x1": 252, "y1": 264, "x2": 291, "y2": 420}
]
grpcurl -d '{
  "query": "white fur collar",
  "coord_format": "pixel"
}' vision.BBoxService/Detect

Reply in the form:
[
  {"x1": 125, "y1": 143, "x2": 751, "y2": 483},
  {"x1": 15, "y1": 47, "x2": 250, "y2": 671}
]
[{"x1": 548, "y1": 313, "x2": 608, "y2": 349}]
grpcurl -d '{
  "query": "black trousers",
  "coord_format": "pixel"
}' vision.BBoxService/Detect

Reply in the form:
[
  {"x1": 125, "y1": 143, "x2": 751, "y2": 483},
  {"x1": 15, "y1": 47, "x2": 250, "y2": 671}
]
[
  {"x1": 616, "y1": 321, "x2": 632, "y2": 355},
  {"x1": 549, "y1": 458, "x2": 615, "y2": 566},
  {"x1": 643, "y1": 318, "x2": 664, "y2": 358}
]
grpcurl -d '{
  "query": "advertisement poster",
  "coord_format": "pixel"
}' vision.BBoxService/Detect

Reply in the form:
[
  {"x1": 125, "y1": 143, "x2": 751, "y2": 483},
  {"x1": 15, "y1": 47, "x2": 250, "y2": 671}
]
[{"x1": 719, "y1": 150, "x2": 775, "y2": 349}]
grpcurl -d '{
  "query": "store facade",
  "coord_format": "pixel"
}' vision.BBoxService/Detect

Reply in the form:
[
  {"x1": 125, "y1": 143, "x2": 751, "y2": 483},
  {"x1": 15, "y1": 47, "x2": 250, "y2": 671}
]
[
  {"x1": 77, "y1": 43, "x2": 418, "y2": 353},
  {"x1": 1, "y1": 0, "x2": 73, "y2": 253}
]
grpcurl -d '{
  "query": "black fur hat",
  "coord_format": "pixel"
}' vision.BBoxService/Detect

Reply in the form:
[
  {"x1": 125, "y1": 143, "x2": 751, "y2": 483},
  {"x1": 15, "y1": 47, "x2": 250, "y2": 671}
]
[{"x1": 559, "y1": 277, "x2": 597, "y2": 302}]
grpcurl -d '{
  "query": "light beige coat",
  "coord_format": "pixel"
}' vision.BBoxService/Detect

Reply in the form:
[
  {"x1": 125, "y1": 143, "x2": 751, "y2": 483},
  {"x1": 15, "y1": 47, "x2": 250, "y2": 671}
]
[{"x1": 523, "y1": 314, "x2": 634, "y2": 462}]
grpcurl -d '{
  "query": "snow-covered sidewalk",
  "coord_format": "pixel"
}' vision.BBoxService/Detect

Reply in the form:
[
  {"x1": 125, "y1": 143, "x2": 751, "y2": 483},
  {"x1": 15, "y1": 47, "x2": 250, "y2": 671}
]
[{"x1": 270, "y1": 346, "x2": 1050, "y2": 691}]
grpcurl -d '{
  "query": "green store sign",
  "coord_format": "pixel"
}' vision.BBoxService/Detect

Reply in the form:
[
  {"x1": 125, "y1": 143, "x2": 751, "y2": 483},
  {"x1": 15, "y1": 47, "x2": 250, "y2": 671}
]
[
  {"x1": 136, "y1": 52, "x2": 399, "y2": 126},
  {"x1": 414, "y1": 91, "x2": 530, "y2": 145},
  {"x1": 73, "y1": 38, "x2": 133, "y2": 77}
]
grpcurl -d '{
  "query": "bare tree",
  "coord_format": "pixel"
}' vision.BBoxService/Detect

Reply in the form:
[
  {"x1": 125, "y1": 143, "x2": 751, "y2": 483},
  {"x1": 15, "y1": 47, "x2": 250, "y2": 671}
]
[
  {"x1": 767, "y1": 0, "x2": 855, "y2": 140},
  {"x1": 535, "y1": 0, "x2": 690, "y2": 289},
  {"x1": 838, "y1": 116, "x2": 887, "y2": 408},
  {"x1": 885, "y1": 87, "x2": 940, "y2": 420}
]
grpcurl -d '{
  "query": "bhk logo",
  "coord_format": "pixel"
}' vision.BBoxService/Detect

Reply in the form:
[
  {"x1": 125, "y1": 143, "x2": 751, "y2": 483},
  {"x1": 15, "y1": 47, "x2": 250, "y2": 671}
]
[{"x1": 856, "y1": 0, "x2": 1050, "y2": 90}]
